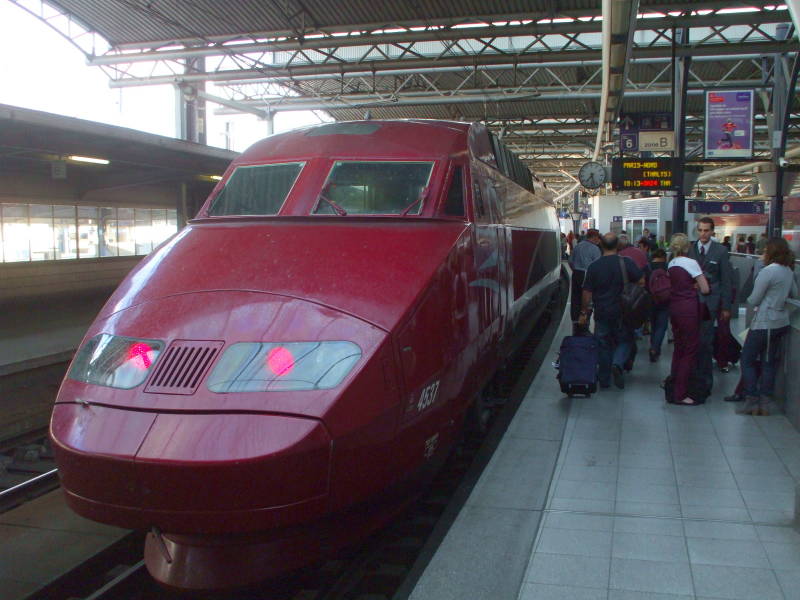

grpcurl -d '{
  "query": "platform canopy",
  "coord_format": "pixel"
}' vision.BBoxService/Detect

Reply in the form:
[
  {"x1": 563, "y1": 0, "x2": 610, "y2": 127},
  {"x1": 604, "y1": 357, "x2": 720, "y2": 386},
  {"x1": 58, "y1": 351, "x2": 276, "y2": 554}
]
[{"x1": 11, "y1": 0, "x2": 800, "y2": 199}]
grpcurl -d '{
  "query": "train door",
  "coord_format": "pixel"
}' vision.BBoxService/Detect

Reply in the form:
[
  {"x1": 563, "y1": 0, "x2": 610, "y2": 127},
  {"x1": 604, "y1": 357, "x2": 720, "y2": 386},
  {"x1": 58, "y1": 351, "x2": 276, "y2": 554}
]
[
  {"x1": 483, "y1": 177, "x2": 511, "y2": 325},
  {"x1": 470, "y1": 168, "x2": 504, "y2": 379}
]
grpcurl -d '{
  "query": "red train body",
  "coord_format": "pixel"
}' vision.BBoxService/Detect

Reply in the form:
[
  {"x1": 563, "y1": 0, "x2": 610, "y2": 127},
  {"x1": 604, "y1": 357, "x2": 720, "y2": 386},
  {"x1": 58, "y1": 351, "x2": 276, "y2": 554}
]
[{"x1": 50, "y1": 120, "x2": 561, "y2": 590}]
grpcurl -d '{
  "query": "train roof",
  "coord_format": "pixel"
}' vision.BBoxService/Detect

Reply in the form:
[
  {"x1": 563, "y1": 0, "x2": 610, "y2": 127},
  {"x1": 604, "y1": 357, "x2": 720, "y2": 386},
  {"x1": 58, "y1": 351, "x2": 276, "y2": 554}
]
[{"x1": 238, "y1": 120, "x2": 472, "y2": 163}]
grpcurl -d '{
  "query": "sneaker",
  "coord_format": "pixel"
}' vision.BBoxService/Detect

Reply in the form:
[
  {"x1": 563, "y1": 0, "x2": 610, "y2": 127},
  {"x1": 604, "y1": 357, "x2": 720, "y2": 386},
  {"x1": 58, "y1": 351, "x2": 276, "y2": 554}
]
[
  {"x1": 612, "y1": 365, "x2": 625, "y2": 389},
  {"x1": 736, "y1": 396, "x2": 761, "y2": 415},
  {"x1": 723, "y1": 394, "x2": 743, "y2": 402}
]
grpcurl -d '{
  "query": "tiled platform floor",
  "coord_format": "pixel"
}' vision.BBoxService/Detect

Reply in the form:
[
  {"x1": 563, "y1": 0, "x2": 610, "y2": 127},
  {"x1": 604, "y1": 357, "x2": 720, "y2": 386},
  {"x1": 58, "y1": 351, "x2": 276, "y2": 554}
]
[{"x1": 521, "y1": 330, "x2": 800, "y2": 600}]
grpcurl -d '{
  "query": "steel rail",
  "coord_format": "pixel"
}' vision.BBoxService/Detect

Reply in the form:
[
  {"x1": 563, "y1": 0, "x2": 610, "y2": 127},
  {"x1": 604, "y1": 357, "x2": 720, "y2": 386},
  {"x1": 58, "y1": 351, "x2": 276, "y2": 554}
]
[
  {"x1": 0, "y1": 468, "x2": 59, "y2": 512},
  {"x1": 82, "y1": 560, "x2": 147, "y2": 600}
]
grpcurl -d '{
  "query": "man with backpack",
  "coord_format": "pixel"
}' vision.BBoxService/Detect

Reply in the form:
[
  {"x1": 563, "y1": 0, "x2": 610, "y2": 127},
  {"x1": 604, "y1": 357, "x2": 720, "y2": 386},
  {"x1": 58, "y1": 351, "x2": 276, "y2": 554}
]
[{"x1": 578, "y1": 232, "x2": 645, "y2": 389}]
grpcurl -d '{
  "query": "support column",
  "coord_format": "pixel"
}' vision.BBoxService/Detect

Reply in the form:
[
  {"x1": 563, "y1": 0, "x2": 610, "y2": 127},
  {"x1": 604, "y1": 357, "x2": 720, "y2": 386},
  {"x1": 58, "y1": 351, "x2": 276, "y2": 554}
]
[
  {"x1": 175, "y1": 57, "x2": 207, "y2": 144},
  {"x1": 571, "y1": 190, "x2": 581, "y2": 236},
  {"x1": 671, "y1": 26, "x2": 691, "y2": 235},
  {"x1": 265, "y1": 111, "x2": 275, "y2": 136},
  {"x1": 768, "y1": 23, "x2": 796, "y2": 238},
  {"x1": 178, "y1": 182, "x2": 189, "y2": 230},
  {"x1": 769, "y1": 24, "x2": 788, "y2": 237}
]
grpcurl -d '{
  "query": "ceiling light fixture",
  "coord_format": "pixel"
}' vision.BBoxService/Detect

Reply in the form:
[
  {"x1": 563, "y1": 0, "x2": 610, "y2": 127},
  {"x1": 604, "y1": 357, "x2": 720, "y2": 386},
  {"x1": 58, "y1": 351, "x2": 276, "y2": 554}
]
[{"x1": 67, "y1": 155, "x2": 110, "y2": 165}]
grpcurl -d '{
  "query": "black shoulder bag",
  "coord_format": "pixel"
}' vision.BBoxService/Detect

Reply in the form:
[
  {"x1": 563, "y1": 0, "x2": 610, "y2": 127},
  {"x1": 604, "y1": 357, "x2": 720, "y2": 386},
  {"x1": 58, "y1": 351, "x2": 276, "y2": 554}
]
[{"x1": 619, "y1": 257, "x2": 652, "y2": 329}]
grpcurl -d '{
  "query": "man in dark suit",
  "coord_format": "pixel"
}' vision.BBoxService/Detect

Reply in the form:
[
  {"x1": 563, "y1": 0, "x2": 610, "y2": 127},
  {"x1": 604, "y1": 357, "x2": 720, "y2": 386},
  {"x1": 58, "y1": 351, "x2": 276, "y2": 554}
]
[{"x1": 688, "y1": 216, "x2": 733, "y2": 397}]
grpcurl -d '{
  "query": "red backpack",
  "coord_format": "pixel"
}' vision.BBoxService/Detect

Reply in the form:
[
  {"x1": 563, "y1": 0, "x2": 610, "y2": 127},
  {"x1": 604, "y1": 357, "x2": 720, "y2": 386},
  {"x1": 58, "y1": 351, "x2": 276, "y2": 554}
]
[{"x1": 649, "y1": 268, "x2": 672, "y2": 305}]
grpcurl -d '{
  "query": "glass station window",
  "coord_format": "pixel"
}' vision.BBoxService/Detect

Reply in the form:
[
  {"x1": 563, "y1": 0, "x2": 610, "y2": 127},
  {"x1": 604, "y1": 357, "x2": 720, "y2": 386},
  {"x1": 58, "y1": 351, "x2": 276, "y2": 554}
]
[
  {"x1": 30, "y1": 204, "x2": 54, "y2": 261},
  {"x1": 313, "y1": 161, "x2": 434, "y2": 215},
  {"x1": 207, "y1": 162, "x2": 304, "y2": 216},
  {"x1": 99, "y1": 207, "x2": 117, "y2": 257},
  {"x1": 3, "y1": 204, "x2": 30, "y2": 261},
  {"x1": 54, "y1": 205, "x2": 77, "y2": 260},
  {"x1": 0, "y1": 203, "x2": 178, "y2": 263},
  {"x1": 151, "y1": 209, "x2": 168, "y2": 250},
  {"x1": 135, "y1": 209, "x2": 153, "y2": 255},
  {"x1": 78, "y1": 206, "x2": 99, "y2": 258},
  {"x1": 116, "y1": 208, "x2": 135, "y2": 256}
]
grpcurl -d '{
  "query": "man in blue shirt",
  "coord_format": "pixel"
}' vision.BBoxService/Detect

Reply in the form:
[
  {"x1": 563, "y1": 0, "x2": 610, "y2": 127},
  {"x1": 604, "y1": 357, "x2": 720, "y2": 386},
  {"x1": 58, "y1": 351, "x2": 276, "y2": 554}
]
[
  {"x1": 578, "y1": 232, "x2": 644, "y2": 389},
  {"x1": 568, "y1": 228, "x2": 601, "y2": 323}
]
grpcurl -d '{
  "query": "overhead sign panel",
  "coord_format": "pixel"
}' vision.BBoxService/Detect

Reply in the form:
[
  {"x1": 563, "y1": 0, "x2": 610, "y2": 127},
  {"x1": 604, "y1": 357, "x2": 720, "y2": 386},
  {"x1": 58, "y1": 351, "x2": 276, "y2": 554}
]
[
  {"x1": 619, "y1": 113, "x2": 675, "y2": 153},
  {"x1": 688, "y1": 200, "x2": 765, "y2": 214},
  {"x1": 611, "y1": 158, "x2": 682, "y2": 191},
  {"x1": 704, "y1": 90, "x2": 754, "y2": 159},
  {"x1": 638, "y1": 131, "x2": 676, "y2": 151}
]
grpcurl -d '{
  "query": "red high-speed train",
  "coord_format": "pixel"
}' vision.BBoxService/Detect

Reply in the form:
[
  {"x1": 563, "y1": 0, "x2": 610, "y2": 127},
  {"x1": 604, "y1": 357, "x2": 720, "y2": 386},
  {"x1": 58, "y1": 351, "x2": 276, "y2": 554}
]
[{"x1": 50, "y1": 120, "x2": 561, "y2": 591}]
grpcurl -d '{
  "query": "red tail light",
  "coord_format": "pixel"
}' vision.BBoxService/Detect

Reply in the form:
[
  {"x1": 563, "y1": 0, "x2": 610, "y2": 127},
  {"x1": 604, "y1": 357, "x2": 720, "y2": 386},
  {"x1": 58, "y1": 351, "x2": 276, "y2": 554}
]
[
  {"x1": 266, "y1": 346, "x2": 294, "y2": 377},
  {"x1": 128, "y1": 342, "x2": 155, "y2": 370}
]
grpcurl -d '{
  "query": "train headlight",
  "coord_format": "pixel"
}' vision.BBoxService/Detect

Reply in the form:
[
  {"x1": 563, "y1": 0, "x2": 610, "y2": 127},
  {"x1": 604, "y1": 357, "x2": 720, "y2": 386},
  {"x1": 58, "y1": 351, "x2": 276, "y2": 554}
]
[
  {"x1": 68, "y1": 334, "x2": 164, "y2": 389},
  {"x1": 207, "y1": 341, "x2": 361, "y2": 392}
]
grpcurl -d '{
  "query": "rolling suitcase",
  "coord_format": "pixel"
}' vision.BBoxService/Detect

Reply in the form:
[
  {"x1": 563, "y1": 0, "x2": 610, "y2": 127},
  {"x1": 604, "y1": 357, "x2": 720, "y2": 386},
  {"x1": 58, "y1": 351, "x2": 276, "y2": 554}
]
[{"x1": 557, "y1": 335, "x2": 599, "y2": 397}]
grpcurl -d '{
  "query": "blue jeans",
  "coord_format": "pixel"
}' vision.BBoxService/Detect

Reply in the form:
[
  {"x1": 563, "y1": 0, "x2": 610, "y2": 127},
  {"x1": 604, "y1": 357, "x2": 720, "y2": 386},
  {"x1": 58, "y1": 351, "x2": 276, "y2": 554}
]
[
  {"x1": 741, "y1": 326, "x2": 790, "y2": 397},
  {"x1": 594, "y1": 317, "x2": 634, "y2": 386},
  {"x1": 650, "y1": 305, "x2": 669, "y2": 355}
]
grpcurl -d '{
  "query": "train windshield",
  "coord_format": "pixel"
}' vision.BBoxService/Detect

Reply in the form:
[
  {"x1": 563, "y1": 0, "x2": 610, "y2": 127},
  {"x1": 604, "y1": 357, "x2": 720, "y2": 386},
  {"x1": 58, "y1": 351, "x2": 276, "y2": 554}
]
[
  {"x1": 313, "y1": 161, "x2": 434, "y2": 216},
  {"x1": 208, "y1": 162, "x2": 304, "y2": 216}
]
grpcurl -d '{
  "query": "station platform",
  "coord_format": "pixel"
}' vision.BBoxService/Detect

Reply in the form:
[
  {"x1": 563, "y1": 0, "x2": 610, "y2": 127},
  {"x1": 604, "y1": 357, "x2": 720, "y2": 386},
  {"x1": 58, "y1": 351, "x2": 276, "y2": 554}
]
[
  {"x1": 0, "y1": 292, "x2": 108, "y2": 377},
  {"x1": 0, "y1": 490, "x2": 128, "y2": 600},
  {"x1": 409, "y1": 304, "x2": 800, "y2": 600}
]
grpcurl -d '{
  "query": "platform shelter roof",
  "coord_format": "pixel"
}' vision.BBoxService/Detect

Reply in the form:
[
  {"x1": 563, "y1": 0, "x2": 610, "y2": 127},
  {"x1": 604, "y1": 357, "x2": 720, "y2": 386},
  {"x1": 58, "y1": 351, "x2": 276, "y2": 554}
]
[{"x1": 12, "y1": 0, "x2": 800, "y2": 198}]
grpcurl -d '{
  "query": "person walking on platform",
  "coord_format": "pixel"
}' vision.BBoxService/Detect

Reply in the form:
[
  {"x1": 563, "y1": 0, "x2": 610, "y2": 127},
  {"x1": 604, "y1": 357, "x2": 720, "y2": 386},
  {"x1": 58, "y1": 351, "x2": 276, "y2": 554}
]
[
  {"x1": 619, "y1": 233, "x2": 649, "y2": 272},
  {"x1": 569, "y1": 228, "x2": 601, "y2": 323},
  {"x1": 560, "y1": 232, "x2": 569, "y2": 259},
  {"x1": 577, "y1": 232, "x2": 644, "y2": 389},
  {"x1": 648, "y1": 248, "x2": 670, "y2": 361},
  {"x1": 687, "y1": 216, "x2": 733, "y2": 399},
  {"x1": 642, "y1": 228, "x2": 658, "y2": 252},
  {"x1": 755, "y1": 232, "x2": 768, "y2": 255},
  {"x1": 737, "y1": 238, "x2": 798, "y2": 415},
  {"x1": 668, "y1": 234, "x2": 711, "y2": 405}
]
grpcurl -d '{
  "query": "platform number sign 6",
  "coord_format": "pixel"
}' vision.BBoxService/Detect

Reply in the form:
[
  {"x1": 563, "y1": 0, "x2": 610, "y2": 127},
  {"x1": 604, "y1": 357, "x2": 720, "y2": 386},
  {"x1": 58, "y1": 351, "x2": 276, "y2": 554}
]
[{"x1": 417, "y1": 380, "x2": 440, "y2": 412}]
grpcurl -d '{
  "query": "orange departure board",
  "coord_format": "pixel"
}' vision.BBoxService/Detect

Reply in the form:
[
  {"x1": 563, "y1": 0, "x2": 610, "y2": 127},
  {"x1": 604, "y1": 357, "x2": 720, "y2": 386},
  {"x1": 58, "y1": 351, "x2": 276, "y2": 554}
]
[{"x1": 611, "y1": 158, "x2": 682, "y2": 191}]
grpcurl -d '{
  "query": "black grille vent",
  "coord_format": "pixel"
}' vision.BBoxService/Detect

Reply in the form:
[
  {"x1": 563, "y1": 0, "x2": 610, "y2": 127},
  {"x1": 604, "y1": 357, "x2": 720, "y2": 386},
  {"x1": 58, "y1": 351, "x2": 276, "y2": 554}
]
[{"x1": 145, "y1": 341, "x2": 224, "y2": 395}]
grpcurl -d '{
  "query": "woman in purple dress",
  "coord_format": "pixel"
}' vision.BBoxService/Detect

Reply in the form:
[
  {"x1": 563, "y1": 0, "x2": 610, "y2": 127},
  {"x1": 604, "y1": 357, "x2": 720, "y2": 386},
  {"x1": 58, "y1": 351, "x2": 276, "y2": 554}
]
[{"x1": 668, "y1": 234, "x2": 710, "y2": 405}]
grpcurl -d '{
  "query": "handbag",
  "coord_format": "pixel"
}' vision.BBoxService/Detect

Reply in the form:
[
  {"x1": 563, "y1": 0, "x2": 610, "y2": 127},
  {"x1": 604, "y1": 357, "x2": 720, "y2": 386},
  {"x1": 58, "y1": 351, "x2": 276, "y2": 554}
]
[{"x1": 619, "y1": 257, "x2": 652, "y2": 329}]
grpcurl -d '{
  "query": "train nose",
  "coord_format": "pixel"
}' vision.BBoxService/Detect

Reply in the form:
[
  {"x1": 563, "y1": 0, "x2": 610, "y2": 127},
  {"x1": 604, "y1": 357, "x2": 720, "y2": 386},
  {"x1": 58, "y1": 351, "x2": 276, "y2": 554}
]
[{"x1": 51, "y1": 403, "x2": 331, "y2": 532}]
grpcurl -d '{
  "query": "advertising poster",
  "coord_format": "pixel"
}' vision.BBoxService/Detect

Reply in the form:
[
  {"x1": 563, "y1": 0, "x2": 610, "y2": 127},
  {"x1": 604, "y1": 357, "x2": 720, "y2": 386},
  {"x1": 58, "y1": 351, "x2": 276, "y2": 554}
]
[{"x1": 704, "y1": 90, "x2": 754, "y2": 159}]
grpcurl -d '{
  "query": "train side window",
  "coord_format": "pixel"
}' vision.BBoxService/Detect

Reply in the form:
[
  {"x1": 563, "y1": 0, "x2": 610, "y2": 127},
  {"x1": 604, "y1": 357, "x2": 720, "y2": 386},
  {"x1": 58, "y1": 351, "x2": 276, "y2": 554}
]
[{"x1": 444, "y1": 167, "x2": 465, "y2": 216}]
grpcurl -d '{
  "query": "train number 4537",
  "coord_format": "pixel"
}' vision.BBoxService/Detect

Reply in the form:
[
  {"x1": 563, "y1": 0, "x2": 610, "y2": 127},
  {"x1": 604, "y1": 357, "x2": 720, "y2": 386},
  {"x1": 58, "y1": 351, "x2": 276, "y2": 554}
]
[{"x1": 417, "y1": 380, "x2": 440, "y2": 412}]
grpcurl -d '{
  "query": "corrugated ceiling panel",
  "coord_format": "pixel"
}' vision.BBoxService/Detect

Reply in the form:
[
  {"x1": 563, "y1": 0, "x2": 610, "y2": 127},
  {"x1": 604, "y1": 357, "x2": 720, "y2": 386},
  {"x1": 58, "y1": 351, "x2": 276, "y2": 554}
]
[
  {"x1": 48, "y1": 0, "x2": 605, "y2": 46},
  {"x1": 325, "y1": 97, "x2": 599, "y2": 122}
]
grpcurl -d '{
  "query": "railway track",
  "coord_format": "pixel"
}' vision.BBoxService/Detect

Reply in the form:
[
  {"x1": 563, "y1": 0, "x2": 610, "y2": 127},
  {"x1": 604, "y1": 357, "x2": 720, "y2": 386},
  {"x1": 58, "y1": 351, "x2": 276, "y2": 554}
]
[
  {"x1": 0, "y1": 362, "x2": 66, "y2": 508},
  {"x1": 22, "y1": 280, "x2": 567, "y2": 600}
]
